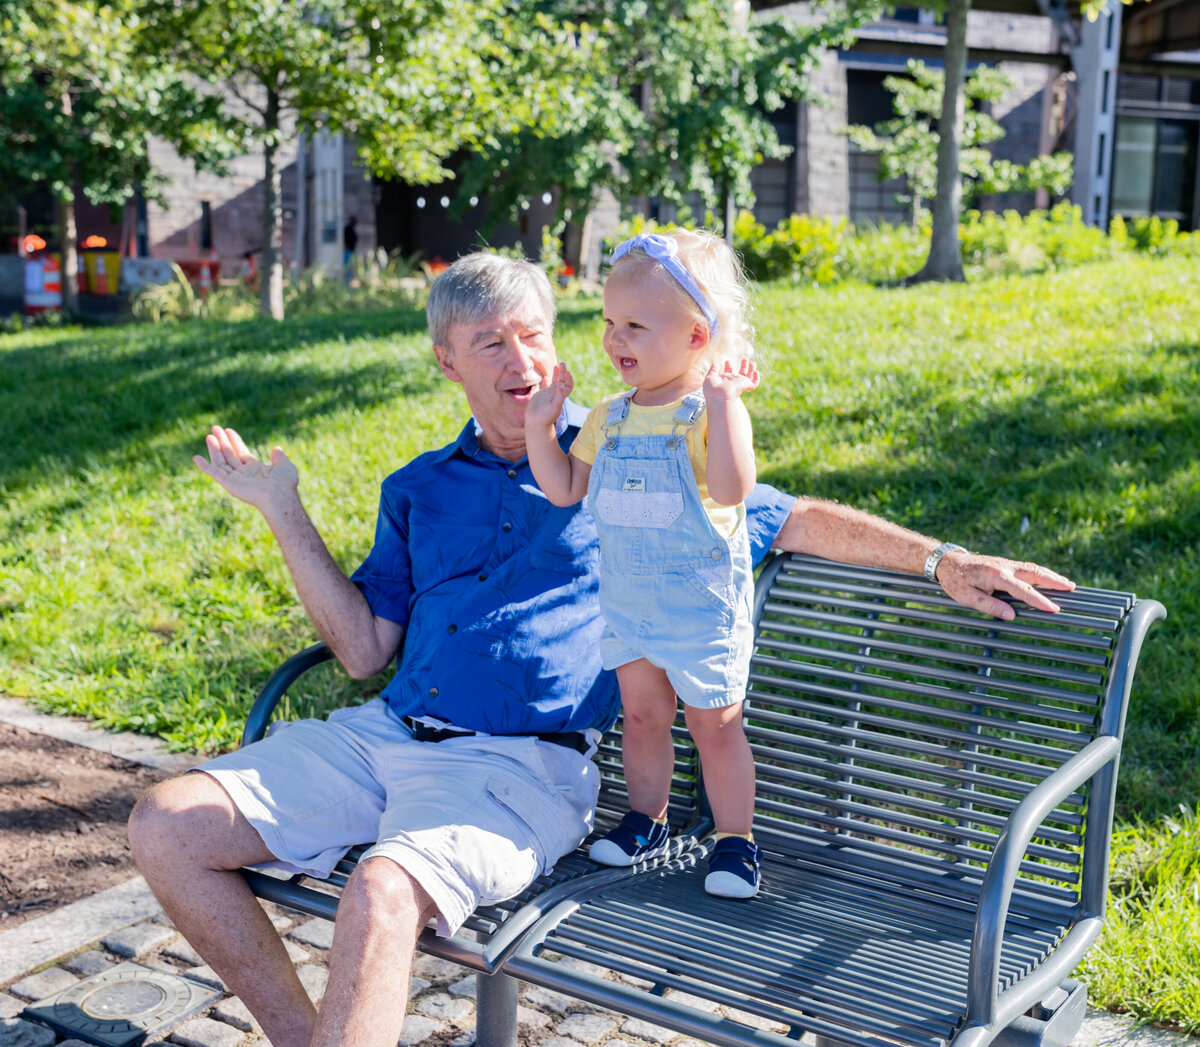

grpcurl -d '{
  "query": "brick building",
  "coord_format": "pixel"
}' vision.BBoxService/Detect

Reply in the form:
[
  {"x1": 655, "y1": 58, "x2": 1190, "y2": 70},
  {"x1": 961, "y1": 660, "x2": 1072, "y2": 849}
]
[{"x1": 3, "y1": 0, "x2": 1198, "y2": 287}]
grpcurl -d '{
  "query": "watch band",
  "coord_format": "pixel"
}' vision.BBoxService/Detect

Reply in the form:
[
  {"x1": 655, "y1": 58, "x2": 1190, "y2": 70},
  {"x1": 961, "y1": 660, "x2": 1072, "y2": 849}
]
[{"x1": 923, "y1": 542, "x2": 966, "y2": 583}]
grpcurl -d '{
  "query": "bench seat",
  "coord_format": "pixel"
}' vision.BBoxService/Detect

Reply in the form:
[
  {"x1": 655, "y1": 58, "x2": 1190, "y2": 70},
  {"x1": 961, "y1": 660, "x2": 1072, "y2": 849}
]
[{"x1": 237, "y1": 554, "x2": 1165, "y2": 1047}]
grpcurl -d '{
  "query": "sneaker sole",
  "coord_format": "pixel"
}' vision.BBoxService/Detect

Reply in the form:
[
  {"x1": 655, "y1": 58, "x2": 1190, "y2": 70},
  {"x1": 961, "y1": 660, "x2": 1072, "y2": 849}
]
[
  {"x1": 589, "y1": 838, "x2": 669, "y2": 867},
  {"x1": 704, "y1": 870, "x2": 759, "y2": 899}
]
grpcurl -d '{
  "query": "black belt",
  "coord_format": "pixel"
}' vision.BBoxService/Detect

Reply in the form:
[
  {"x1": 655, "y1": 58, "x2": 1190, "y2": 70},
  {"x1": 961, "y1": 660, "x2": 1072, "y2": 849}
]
[{"x1": 404, "y1": 718, "x2": 590, "y2": 755}]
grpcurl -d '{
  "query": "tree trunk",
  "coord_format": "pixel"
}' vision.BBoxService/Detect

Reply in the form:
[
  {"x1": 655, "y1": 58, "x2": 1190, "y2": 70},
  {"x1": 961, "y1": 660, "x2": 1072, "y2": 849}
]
[
  {"x1": 58, "y1": 90, "x2": 80, "y2": 316},
  {"x1": 912, "y1": 0, "x2": 970, "y2": 283},
  {"x1": 57, "y1": 194, "x2": 80, "y2": 317},
  {"x1": 260, "y1": 87, "x2": 285, "y2": 321}
]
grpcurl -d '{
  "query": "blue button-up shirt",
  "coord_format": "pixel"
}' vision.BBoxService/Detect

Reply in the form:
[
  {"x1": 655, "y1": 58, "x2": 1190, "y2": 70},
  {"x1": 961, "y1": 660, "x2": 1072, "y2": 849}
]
[{"x1": 351, "y1": 401, "x2": 795, "y2": 735}]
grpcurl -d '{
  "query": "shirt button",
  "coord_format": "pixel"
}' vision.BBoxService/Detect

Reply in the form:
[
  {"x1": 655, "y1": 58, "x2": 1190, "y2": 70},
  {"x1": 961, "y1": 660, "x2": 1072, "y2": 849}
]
[
  {"x1": 429, "y1": 687, "x2": 439, "y2": 697},
  {"x1": 507, "y1": 469, "x2": 518, "y2": 479},
  {"x1": 710, "y1": 549, "x2": 722, "y2": 560},
  {"x1": 478, "y1": 572, "x2": 489, "y2": 581},
  {"x1": 447, "y1": 624, "x2": 457, "y2": 634},
  {"x1": 502, "y1": 522, "x2": 513, "y2": 532}
]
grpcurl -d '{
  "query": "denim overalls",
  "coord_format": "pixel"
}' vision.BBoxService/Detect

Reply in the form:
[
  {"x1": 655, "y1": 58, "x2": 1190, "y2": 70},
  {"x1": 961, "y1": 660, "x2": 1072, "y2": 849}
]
[{"x1": 586, "y1": 391, "x2": 754, "y2": 709}]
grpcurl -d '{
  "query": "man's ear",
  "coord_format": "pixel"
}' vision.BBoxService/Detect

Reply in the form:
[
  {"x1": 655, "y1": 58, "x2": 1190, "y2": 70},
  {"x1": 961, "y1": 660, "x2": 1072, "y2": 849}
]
[{"x1": 432, "y1": 344, "x2": 462, "y2": 384}]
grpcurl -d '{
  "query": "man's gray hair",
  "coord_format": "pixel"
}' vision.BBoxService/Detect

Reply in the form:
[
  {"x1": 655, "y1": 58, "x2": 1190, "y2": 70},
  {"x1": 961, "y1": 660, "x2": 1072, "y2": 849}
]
[{"x1": 426, "y1": 252, "x2": 556, "y2": 349}]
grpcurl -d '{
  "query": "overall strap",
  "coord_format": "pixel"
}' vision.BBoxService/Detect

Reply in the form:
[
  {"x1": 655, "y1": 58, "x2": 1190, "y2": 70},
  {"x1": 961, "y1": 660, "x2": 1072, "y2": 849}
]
[
  {"x1": 601, "y1": 391, "x2": 634, "y2": 449},
  {"x1": 668, "y1": 393, "x2": 706, "y2": 448}
]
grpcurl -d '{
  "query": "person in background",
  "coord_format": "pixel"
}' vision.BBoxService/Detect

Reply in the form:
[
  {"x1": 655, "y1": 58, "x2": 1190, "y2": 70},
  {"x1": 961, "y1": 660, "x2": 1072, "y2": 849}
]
[{"x1": 343, "y1": 215, "x2": 358, "y2": 283}]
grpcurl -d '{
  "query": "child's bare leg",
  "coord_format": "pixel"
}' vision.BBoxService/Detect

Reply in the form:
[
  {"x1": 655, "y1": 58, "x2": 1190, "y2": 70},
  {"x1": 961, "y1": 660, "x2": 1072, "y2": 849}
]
[
  {"x1": 616, "y1": 659, "x2": 679, "y2": 820},
  {"x1": 685, "y1": 702, "x2": 755, "y2": 835}
]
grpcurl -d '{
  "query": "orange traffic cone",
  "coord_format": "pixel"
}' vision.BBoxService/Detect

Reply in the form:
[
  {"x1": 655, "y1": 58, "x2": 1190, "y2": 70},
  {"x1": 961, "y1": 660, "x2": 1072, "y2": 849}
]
[
  {"x1": 43, "y1": 258, "x2": 62, "y2": 306},
  {"x1": 198, "y1": 260, "x2": 212, "y2": 298},
  {"x1": 94, "y1": 254, "x2": 109, "y2": 296},
  {"x1": 24, "y1": 257, "x2": 63, "y2": 315}
]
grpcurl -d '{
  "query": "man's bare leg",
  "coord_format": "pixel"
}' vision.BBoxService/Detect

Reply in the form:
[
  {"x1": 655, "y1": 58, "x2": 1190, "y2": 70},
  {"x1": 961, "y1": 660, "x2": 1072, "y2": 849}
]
[
  {"x1": 128, "y1": 773, "x2": 317, "y2": 1047},
  {"x1": 312, "y1": 857, "x2": 437, "y2": 1047}
]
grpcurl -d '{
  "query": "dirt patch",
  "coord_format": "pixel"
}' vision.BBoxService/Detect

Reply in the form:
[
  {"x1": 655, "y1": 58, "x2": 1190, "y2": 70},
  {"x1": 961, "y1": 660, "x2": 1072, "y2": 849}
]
[{"x1": 0, "y1": 721, "x2": 170, "y2": 930}]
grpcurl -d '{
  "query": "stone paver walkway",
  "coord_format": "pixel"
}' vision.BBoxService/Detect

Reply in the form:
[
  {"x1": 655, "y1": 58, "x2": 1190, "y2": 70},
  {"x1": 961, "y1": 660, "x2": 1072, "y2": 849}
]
[{"x1": 1, "y1": 698, "x2": 1195, "y2": 1047}]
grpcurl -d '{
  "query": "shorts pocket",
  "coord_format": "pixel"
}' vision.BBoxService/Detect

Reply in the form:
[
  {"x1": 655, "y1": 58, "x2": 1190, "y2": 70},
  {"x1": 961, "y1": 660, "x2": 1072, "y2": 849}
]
[
  {"x1": 486, "y1": 774, "x2": 578, "y2": 874},
  {"x1": 683, "y1": 558, "x2": 738, "y2": 615},
  {"x1": 484, "y1": 758, "x2": 592, "y2": 869}
]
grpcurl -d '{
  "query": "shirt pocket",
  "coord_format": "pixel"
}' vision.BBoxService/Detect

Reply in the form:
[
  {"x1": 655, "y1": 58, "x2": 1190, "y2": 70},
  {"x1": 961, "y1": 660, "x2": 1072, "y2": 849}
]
[{"x1": 528, "y1": 501, "x2": 599, "y2": 575}]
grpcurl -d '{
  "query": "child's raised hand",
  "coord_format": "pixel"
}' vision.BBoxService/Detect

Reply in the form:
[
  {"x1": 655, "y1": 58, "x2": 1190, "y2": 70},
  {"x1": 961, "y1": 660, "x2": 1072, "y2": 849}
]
[
  {"x1": 703, "y1": 358, "x2": 760, "y2": 401},
  {"x1": 526, "y1": 362, "x2": 575, "y2": 428}
]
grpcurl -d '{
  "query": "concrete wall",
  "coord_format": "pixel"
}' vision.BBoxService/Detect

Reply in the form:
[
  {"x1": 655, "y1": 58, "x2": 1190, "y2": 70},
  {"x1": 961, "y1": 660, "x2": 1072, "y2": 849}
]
[
  {"x1": 0, "y1": 255, "x2": 24, "y2": 300},
  {"x1": 802, "y1": 51, "x2": 852, "y2": 219},
  {"x1": 146, "y1": 114, "x2": 375, "y2": 274}
]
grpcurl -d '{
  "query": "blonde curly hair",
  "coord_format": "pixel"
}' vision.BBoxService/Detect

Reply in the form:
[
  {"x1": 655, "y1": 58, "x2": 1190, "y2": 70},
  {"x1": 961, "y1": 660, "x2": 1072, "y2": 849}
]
[{"x1": 608, "y1": 227, "x2": 754, "y2": 369}]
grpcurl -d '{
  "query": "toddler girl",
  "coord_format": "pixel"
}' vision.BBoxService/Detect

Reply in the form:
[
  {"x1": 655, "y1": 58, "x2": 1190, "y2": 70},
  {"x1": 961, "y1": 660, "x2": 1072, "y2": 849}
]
[{"x1": 525, "y1": 228, "x2": 762, "y2": 898}]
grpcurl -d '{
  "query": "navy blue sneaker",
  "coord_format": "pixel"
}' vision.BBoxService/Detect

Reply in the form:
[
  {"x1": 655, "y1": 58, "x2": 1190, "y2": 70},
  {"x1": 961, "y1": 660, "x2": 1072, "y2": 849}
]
[
  {"x1": 589, "y1": 811, "x2": 671, "y2": 866},
  {"x1": 704, "y1": 836, "x2": 761, "y2": 898}
]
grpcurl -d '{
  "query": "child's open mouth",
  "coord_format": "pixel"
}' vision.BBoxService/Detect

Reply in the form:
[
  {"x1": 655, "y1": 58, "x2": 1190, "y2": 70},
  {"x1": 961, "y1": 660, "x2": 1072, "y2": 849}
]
[{"x1": 618, "y1": 358, "x2": 637, "y2": 371}]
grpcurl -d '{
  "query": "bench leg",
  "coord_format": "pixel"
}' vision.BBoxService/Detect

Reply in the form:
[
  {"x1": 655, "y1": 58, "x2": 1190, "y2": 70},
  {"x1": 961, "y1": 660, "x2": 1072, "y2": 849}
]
[{"x1": 475, "y1": 970, "x2": 518, "y2": 1047}]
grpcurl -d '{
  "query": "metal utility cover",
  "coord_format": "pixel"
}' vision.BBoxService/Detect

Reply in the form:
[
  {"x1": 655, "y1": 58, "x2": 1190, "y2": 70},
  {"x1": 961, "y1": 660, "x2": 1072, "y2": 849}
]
[{"x1": 21, "y1": 960, "x2": 222, "y2": 1047}]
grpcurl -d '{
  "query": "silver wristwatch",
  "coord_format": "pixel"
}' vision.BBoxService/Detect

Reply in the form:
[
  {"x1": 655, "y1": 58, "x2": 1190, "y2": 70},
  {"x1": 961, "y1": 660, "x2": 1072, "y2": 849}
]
[{"x1": 923, "y1": 542, "x2": 966, "y2": 584}]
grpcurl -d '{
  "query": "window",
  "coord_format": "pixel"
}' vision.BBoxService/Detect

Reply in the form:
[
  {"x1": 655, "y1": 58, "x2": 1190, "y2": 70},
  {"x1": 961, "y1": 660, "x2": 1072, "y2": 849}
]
[
  {"x1": 199, "y1": 201, "x2": 213, "y2": 252},
  {"x1": 1112, "y1": 116, "x2": 1199, "y2": 228},
  {"x1": 846, "y1": 69, "x2": 912, "y2": 227}
]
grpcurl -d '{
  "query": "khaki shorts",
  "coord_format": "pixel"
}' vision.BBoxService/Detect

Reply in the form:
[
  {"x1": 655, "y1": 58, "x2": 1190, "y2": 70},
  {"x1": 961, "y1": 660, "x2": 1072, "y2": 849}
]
[{"x1": 198, "y1": 698, "x2": 599, "y2": 936}]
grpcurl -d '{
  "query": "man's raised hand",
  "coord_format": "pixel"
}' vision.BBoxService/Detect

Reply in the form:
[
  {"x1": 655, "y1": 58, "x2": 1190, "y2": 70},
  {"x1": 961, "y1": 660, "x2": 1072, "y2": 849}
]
[{"x1": 193, "y1": 426, "x2": 299, "y2": 514}]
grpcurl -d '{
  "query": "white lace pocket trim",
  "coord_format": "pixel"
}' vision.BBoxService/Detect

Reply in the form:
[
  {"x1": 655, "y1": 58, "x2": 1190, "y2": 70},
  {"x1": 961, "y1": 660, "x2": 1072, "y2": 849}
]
[{"x1": 594, "y1": 487, "x2": 683, "y2": 529}]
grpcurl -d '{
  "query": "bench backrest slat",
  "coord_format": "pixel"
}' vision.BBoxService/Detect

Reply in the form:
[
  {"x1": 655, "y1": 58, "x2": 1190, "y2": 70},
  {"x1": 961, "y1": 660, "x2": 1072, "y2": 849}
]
[
  {"x1": 594, "y1": 723, "x2": 703, "y2": 831},
  {"x1": 735, "y1": 554, "x2": 1134, "y2": 911}
]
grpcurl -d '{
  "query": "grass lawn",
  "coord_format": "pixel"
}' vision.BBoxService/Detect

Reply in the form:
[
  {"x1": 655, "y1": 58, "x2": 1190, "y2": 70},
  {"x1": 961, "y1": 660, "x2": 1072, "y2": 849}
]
[{"x1": 2, "y1": 253, "x2": 1198, "y2": 1024}]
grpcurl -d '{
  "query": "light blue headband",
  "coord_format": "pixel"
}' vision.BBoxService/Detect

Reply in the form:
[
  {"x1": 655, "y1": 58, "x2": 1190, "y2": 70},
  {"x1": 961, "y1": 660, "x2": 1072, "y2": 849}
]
[{"x1": 609, "y1": 233, "x2": 719, "y2": 337}]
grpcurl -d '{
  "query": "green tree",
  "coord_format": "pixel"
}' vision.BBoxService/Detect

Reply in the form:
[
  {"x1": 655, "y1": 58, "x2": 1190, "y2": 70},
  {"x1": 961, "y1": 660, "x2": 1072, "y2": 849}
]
[
  {"x1": 141, "y1": 0, "x2": 591, "y2": 320},
  {"x1": 453, "y1": 0, "x2": 885, "y2": 247},
  {"x1": 846, "y1": 59, "x2": 1073, "y2": 230},
  {"x1": 902, "y1": 0, "x2": 1134, "y2": 282},
  {"x1": 0, "y1": 0, "x2": 228, "y2": 314}
]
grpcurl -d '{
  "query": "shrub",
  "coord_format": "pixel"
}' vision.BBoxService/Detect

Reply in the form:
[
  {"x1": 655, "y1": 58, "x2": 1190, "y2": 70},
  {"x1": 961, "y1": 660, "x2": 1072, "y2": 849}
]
[
  {"x1": 737, "y1": 212, "x2": 849, "y2": 285},
  {"x1": 595, "y1": 205, "x2": 1200, "y2": 290},
  {"x1": 957, "y1": 204, "x2": 1116, "y2": 274},
  {"x1": 131, "y1": 252, "x2": 427, "y2": 324},
  {"x1": 841, "y1": 219, "x2": 929, "y2": 284}
]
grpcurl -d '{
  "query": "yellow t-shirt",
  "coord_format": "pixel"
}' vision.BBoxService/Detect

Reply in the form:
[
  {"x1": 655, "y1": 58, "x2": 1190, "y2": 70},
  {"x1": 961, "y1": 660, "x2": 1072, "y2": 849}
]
[{"x1": 570, "y1": 392, "x2": 742, "y2": 538}]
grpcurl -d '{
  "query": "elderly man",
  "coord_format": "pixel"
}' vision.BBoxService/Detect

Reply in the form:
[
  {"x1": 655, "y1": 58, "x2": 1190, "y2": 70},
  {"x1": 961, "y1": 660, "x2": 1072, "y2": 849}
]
[{"x1": 128, "y1": 252, "x2": 1072, "y2": 1047}]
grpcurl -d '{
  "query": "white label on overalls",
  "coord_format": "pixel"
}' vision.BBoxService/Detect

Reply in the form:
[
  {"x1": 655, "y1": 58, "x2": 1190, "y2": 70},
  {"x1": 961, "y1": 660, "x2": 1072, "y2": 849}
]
[{"x1": 623, "y1": 477, "x2": 646, "y2": 492}]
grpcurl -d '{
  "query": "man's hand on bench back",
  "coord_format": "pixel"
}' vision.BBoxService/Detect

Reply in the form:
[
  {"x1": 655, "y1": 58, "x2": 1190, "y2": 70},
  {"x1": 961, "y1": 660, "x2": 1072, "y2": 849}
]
[
  {"x1": 937, "y1": 550, "x2": 1075, "y2": 620},
  {"x1": 775, "y1": 497, "x2": 1075, "y2": 621}
]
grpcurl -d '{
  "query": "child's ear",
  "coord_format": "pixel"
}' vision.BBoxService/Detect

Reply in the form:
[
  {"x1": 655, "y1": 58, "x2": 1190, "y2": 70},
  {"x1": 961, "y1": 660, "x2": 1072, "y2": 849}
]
[{"x1": 688, "y1": 322, "x2": 711, "y2": 351}]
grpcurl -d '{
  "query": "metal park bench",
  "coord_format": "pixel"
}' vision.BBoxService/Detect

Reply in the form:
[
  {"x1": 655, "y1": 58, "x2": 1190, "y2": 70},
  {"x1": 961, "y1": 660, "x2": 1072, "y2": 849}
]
[{"x1": 239, "y1": 553, "x2": 1164, "y2": 1047}]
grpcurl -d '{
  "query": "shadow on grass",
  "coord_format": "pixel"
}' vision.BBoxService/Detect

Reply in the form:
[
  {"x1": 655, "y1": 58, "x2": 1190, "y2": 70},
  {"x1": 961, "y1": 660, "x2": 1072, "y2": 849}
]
[
  {"x1": 1, "y1": 304, "x2": 610, "y2": 497},
  {"x1": 757, "y1": 340, "x2": 1200, "y2": 821},
  {"x1": 0, "y1": 308, "x2": 436, "y2": 492}
]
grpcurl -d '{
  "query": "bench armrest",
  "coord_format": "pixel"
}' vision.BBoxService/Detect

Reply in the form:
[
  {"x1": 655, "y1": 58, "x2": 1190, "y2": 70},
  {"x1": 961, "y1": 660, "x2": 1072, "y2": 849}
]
[
  {"x1": 962, "y1": 594, "x2": 1167, "y2": 1044},
  {"x1": 965, "y1": 733, "x2": 1120, "y2": 1034},
  {"x1": 240, "y1": 642, "x2": 335, "y2": 748}
]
